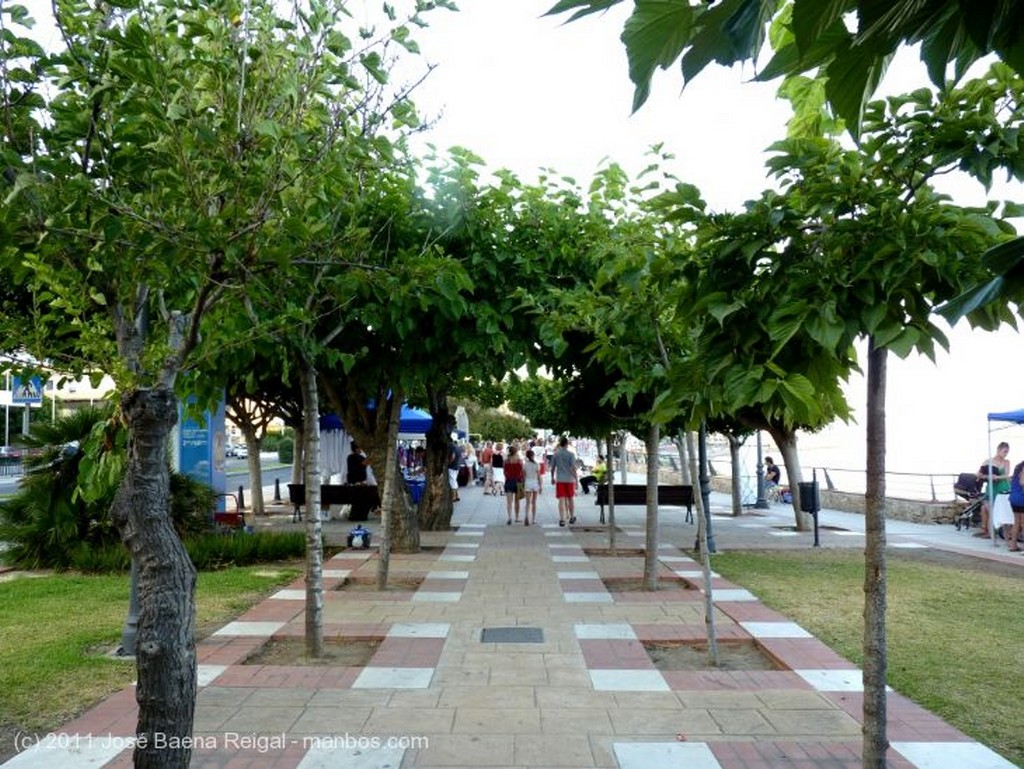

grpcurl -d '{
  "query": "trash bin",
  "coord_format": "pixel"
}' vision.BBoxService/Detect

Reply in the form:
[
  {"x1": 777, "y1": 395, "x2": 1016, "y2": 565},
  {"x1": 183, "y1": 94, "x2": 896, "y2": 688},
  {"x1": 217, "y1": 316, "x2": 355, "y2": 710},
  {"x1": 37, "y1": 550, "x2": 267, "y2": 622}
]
[{"x1": 798, "y1": 481, "x2": 820, "y2": 513}]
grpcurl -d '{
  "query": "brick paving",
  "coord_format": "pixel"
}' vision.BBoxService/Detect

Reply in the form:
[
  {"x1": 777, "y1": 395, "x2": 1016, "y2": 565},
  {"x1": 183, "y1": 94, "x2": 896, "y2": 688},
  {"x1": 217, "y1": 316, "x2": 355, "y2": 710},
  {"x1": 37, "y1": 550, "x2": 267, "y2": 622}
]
[{"x1": 2, "y1": 482, "x2": 1021, "y2": 769}]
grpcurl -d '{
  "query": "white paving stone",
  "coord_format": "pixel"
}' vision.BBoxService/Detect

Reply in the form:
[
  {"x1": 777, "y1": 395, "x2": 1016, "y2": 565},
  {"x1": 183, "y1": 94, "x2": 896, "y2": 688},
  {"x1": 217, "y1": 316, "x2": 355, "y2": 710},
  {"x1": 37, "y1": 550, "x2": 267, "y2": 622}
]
[
  {"x1": 447, "y1": 542, "x2": 479, "y2": 549},
  {"x1": 0, "y1": 735, "x2": 129, "y2": 769},
  {"x1": 269, "y1": 589, "x2": 306, "y2": 600},
  {"x1": 769, "y1": 530, "x2": 801, "y2": 537},
  {"x1": 674, "y1": 569, "x2": 719, "y2": 579},
  {"x1": 352, "y1": 667, "x2": 434, "y2": 689},
  {"x1": 574, "y1": 623, "x2": 637, "y2": 640},
  {"x1": 321, "y1": 569, "x2": 351, "y2": 579},
  {"x1": 454, "y1": 530, "x2": 484, "y2": 536},
  {"x1": 196, "y1": 664, "x2": 227, "y2": 687},
  {"x1": 891, "y1": 741, "x2": 1018, "y2": 769},
  {"x1": 388, "y1": 622, "x2": 450, "y2": 638},
  {"x1": 439, "y1": 554, "x2": 475, "y2": 562},
  {"x1": 297, "y1": 744, "x2": 406, "y2": 769},
  {"x1": 795, "y1": 669, "x2": 865, "y2": 692},
  {"x1": 557, "y1": 571, "x2": 600, "y2": 579},
  {"x1": 212, "y1": 621, "x2": 285, "y2": 637},
  {"x1": 589, "y1": 669, "x2": 669, "y2": 692},
  {"x1": 551, "y1": 556, "x2": 589, "y2": 563},
  {"x1": 708, "y1": 588, "x2": 757, "y2": 602},
  {"x1": 889, "y1": 542, "x2": 929, "y2": 549},
  {"x1": 658, "y1": 555, "x2": 695, "y2": 563},
  {"x1": 544, "y1": 531, "x2": 572, "y2": 537},
  {"x1": 614, "y1": 741, "x2": 721, "y2": 769},
  {"x1": 425, "y1": 571, "x2": 470, "y2": 579},
  {"x1": 411, "y1": 591, "x2": 462, "y2": 603},
  {"x1": 740, "y1": 621, "x2": 812, "y2": 639},
  {"x1": 330, "y1": 551, "x2": 372, "y2": 560},
  {"x1": 564, "y1": 592, "x2": 613, "y2": 603}
]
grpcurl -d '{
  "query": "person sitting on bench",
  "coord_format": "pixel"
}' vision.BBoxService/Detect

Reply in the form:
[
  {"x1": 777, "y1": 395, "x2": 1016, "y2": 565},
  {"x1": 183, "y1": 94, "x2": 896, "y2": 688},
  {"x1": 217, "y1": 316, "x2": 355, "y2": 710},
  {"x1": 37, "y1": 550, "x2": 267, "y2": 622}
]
[{"x1": 579, "y1": 455, "x2": 606, "y2": 494}]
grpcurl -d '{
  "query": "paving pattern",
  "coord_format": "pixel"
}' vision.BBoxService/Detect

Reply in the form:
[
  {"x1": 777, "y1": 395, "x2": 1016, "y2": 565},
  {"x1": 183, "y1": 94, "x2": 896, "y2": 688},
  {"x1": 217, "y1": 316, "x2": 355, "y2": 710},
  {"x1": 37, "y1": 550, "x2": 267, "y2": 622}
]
[{"x1": 3, "y1": 483, "x2": 1020, "y2": 769}]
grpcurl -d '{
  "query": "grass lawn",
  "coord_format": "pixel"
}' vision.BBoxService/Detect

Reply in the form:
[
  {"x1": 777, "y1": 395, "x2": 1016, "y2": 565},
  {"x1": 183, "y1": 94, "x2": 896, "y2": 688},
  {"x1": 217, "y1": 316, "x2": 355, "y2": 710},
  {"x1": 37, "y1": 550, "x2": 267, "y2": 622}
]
[
  {"x1": 0, "y1": 564, "x2": 300, "y2": 738},
  {"x1": 712, "y1": 549, "x2": 1024, "y2": 767}
]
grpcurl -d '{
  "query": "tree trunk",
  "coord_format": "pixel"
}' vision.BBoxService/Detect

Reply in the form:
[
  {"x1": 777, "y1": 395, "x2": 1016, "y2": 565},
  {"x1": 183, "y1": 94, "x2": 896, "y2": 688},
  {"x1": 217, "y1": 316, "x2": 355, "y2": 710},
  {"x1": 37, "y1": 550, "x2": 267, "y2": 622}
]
[
  {"x1": 377, "y1": 394, "x2": 404, "y2": 589},
  {"x1": 862, "y1": 338, "x2": 889, "y2": 769},
  {"x1": 770, "y1": 430, "x2": 812, "y2": 531},
  {"x1": 643, "y1": 422, "x2": 660, "y2": 590},
  {"x1": 418, "y1": 395, "x2": 453, "y2": 531},
  {"x1": 241, "y1": 425, "x2": 264, "y2": 517},
  {"x1": 673, "y1": 433, "x2": 691, "y2": 485},
  {"x1": 291, "y1": 427, "x2": 303, "y2": 484},
  {"x1": 299, "y1": 366, "x2": 324, "y2": 659},
  {"x1": 110, "y1": 387, "x2": 197, "y2": 769},
  {"x1": 685, "y1": 431, "x2": 704, "y2": 542},
  {"x1": 685, "y1": 427, "x2": 719, "y2": 667},
  {"x1": 727, "y1": 433, "x2": 742, "y2": 515},
  {"x1": 606, "y1": 433, "x2": 617, "y2": 555}
]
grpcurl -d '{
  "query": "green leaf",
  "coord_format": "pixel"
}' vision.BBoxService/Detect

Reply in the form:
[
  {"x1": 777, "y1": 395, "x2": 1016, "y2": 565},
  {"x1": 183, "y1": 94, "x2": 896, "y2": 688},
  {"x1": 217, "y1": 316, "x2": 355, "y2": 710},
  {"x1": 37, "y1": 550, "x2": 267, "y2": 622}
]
[
  {"x1": 791, "y1": 0, "x2": 850, "y2": 54},
  {"x1": 545, "y1": 0, "x2": 623, "y2": 23},
  {"x1": 621, "y1": 1, "x2": 696, "y2": 111}
]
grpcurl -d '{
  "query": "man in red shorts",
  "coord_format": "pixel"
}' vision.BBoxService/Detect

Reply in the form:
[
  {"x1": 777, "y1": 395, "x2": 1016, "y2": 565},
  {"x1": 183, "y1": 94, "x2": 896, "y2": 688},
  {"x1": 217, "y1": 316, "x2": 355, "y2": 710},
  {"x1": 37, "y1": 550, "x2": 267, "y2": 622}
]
[{"x1": 550, "y1": 436, "x2": 579, "y2": 526}]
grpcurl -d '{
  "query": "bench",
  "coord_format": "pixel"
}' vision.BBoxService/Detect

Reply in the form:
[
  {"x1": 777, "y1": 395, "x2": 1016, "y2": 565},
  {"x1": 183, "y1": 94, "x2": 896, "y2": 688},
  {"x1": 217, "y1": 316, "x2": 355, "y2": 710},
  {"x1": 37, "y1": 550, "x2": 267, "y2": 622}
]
[
  {"x1": 287, "y1": 483, "x2": 380, "y2": 523},
  {"x1": 594, "y1": 483, "x2": 694, "y2": 524}
]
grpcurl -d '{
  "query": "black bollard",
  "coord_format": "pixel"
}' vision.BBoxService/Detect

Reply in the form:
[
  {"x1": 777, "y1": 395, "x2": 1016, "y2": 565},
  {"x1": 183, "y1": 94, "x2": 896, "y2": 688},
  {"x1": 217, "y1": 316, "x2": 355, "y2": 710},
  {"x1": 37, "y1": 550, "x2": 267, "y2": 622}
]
[
  {"x1": 238, "y1": 484, "x2": 246, "y2": 510},
  {"x1": 273, "y1": 478, "x2": 282, "y2": 502}
]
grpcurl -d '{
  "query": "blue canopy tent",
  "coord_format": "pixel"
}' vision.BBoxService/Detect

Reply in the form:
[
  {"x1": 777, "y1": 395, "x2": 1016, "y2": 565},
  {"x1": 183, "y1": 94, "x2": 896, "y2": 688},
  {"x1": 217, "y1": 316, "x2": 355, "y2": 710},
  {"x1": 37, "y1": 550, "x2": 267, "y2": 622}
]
[{"x1": 984, "y1": 409, "x2": 1024, "y2": 542}]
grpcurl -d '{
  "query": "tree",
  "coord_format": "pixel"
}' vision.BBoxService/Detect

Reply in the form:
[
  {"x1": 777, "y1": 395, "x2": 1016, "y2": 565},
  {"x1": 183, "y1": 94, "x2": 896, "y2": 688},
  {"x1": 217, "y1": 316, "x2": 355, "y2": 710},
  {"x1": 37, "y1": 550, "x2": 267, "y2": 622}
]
[
  {"x1": 679, "y1": 70, "x2": 1022, "y2": 767},
  {"x1": 0, "y1": 0, "x2": 446, "y2": 761}
]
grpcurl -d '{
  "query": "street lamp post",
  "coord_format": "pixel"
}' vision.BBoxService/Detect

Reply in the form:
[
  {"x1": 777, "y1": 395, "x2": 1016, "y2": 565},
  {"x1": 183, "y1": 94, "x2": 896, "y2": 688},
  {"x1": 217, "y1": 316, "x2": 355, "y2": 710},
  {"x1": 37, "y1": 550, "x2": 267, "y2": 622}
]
[{"x1": 755, "y1": 431, "x2": 769, "y2": 509}]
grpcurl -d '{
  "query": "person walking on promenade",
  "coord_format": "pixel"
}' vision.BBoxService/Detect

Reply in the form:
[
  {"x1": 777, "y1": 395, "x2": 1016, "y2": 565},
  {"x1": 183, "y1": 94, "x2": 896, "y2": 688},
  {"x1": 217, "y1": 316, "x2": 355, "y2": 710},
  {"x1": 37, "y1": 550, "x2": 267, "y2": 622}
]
[
  {"x1": 977, "y1": 442, "x2": 1013, "y2": 538},
  {"x1": 491, "y1": 442, "x2": 505, "y2": 496},
  {"x1": 551, "y1": 436, "x2": 578, "y2": 527},
  {"x1": 523, "y1": 448, "x2": 542, "y2": 525},
  {"x1": 1007, "y1": 458, "x2": 1024, "y2": 552},
  {"x1": 503, "y1": 445, "x2": 524, "y2": 525},
  {"x1": 480, "y1": 440, "x2": 494, "y2": 493}
]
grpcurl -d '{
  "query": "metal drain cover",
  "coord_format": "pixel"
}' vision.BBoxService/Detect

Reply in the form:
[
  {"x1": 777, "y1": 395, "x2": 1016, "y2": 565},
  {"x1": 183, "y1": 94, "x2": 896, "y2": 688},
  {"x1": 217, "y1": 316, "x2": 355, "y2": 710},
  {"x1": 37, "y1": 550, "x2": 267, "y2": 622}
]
[{"x1": 480, "y1": 627, "x2": 544, "y2": 643}]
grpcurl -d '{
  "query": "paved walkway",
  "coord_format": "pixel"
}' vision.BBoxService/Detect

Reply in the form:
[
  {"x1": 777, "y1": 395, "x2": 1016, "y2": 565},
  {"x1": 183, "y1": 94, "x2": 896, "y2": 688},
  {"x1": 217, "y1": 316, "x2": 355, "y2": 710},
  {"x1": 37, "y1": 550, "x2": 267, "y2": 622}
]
[{"x1": 3, "y1": 482, "x2": 1020, "y2": 768}]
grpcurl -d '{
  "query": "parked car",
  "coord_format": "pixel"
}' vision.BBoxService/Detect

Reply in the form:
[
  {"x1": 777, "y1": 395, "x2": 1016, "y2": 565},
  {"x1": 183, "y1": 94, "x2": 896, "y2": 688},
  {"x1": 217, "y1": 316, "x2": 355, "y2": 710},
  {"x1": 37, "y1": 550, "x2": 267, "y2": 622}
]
[
  {"x1": 234, "y1": 445, "x2": 248, "y2": 460},
  {"x1": 0, "y1": 446, "x2": 22, "y2": 460}
]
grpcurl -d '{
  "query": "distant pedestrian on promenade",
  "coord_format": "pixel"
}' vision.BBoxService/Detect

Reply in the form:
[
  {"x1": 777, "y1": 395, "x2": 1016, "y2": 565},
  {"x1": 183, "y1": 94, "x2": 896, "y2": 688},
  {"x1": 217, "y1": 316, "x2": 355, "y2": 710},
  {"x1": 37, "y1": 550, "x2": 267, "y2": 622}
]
[
  {"x1": 523, "y1": 449, "x2": 541, "y2": 525},
  {"x1": 491, "y1": 442, "x2": 505, "y2": 495},
  {"x1": 551, "y1": 436, "x2": 578, "y2": 526},
  {"x1": 1007, "y1": 459, "x2": 1024, "y2": 552},
  {"x1": 503, "y1": 445, "x2": 524, "y2": 525},
  {"x1": 977, "y1": 442, "x2": 1013, "y2": 538},
  {"x1": 480, "y1": 441, "x2": 494, "y2": 492}
]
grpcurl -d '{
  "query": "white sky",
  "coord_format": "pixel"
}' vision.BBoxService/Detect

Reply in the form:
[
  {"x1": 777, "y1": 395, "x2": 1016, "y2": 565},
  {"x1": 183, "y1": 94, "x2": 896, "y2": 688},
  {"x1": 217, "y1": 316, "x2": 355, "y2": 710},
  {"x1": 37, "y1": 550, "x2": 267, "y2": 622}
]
[
  {"x1": 16, "y1": 0, "x2": 1024, "y2": 478},
  {"x1": 401, "y1": 0, "x2": 1024, "y2": 478}
]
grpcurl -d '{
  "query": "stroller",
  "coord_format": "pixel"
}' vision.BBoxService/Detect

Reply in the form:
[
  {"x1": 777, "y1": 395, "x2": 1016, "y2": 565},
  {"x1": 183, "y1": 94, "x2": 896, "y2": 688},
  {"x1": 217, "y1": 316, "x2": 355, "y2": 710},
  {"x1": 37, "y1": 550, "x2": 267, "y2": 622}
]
[{"x1": 953, "y1": 472, "x2": 985, "y2": 531}]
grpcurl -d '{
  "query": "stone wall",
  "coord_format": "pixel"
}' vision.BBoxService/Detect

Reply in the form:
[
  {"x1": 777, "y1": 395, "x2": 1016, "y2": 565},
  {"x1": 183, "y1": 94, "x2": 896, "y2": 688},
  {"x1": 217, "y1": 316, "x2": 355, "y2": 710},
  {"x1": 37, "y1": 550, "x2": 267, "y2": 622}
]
[{"x1": 709, "y1": 477, "x2": 961, "y2": 525}]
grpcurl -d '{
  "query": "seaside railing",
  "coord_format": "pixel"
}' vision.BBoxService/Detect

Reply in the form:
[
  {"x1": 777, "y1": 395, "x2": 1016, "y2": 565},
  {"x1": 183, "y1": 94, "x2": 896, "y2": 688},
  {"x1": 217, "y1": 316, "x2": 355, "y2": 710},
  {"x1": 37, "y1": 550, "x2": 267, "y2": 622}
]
[
  {"x1": 626, "y1": 452, "x2": 963, "y2": 504},
  {"x1": 803, "y1": 467, "x2": 962, "y2": 503}
]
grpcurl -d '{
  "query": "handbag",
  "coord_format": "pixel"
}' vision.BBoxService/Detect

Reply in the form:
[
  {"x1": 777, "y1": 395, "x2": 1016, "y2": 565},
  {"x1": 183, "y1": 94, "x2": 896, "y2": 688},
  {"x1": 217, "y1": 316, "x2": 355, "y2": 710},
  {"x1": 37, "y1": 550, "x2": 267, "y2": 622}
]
[{"x1": 515, "y1": 481, "x2": 525, "y2": 501}]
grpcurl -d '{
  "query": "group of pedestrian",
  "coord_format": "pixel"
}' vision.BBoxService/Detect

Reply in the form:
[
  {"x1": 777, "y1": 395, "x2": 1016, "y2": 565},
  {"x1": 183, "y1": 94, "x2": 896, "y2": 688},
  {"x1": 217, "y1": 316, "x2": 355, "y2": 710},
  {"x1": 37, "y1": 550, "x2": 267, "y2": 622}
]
[
  {"x1": 474, "y1": 436, "x2": 585, "y2": 527},
  {"x1": 976, "y1": 442, "x2": 1024, "y2": 552}
]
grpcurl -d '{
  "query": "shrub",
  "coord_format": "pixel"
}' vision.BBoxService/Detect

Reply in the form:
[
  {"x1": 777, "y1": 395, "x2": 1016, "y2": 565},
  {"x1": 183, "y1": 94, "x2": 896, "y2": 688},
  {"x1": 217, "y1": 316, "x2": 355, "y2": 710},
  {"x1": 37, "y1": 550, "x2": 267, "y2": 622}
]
[
  {"x1": 277, "y1": 440, "x2": 294, "y2": 464},
  {"x1": 70, "y1": 531, "x2": 306, "y2": 573}
]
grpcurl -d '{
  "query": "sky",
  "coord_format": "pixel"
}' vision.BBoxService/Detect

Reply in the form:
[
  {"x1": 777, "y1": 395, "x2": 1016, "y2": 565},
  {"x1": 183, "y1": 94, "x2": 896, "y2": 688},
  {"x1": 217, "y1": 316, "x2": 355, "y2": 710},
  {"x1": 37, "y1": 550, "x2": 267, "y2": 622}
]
[
  {"x1": 16, "y1": 0, "x2": 1024, "y2": 482},
  {"x1": 392, "y1": 0, "x2": 1024, "y2": 481}
]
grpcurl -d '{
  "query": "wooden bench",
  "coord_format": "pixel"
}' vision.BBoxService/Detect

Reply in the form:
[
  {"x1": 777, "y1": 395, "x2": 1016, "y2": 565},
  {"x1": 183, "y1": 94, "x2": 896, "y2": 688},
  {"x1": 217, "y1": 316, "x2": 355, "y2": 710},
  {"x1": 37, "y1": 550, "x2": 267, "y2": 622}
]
[
  {"x1": 594, "y1": 483, "x2": 694, "y2": 524},
  {"x1": 287, "y1": 483, "x2": 380, "y2": 523}
]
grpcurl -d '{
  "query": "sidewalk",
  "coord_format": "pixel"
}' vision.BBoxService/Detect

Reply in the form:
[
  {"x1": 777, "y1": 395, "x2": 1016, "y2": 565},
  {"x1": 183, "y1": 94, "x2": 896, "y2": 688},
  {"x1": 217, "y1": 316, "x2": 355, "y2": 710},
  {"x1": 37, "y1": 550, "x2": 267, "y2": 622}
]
[{"x1": 3, "y1": 482, "x2": 1019, "y2": 768}]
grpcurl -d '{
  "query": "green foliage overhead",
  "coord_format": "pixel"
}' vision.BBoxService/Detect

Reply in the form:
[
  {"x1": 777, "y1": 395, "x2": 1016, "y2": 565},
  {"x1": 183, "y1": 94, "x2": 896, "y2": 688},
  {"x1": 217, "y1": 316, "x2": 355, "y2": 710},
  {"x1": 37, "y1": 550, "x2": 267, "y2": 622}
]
[{"x1": 548, "y1": 0, "x2": 1024, "y2": 137}]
